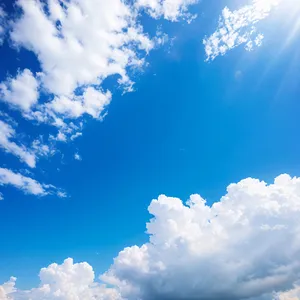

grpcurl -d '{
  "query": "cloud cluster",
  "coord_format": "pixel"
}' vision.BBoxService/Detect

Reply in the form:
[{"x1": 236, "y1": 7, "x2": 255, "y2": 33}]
[
  {"x1": 103, "y1": 174, "x2": 300, "y2": 300},
  {"x1": 204, "y1": 0, "x2": 280, "y2": 61},
  {"x1": 10, "y1": 0, "x2": 152, "y2": 111},
  {"x1": 2, "y1": 174, "x2": 300, "y2": 299},
  {"x1": 0, "y1": 0, "x2": 163, "y2": 199},
  {"x1": 0, "y1": 0, "x2": 282, "y2": 199},
  {"x1": 0, "y1": 0, "x2": 200, "y2": 199}
]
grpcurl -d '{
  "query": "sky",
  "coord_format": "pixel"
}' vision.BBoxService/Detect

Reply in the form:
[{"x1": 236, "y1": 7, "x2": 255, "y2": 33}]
[{"x1": 1, "y1": 0, "x2": 300, "y2": 299}]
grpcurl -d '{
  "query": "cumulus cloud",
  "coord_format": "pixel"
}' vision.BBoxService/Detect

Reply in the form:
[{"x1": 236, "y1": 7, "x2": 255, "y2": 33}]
[
  {"x1": 136, "y1": 0, "x2": 198, "y2": 21},
  {"x1": 1, "y1": 258, "x2": 121, "y2": 300},
  {"x1": 0, "y1": 167, "x2": 65, "y2": 197},
  {"x1": 0, "y1": 120, "x2": 36, "y2": 168},
  {"x1": 0, "y1": 277, "x2": 16, "y2": 300},
  {"x1": 3, "y1": 174, "x2": 300, "y2": 299},
  {"x1": 204, "y1": 0, "x2": 280, "y2": 61},
  {"x1": 0, "y1": 69, "x2": 39, "y2": 112},
  {"x1": 102, "y1": 174, "x2": 300, "y2": 300},
  {"x1": 47, "y1": 87, "x2": 111, "y2": 119}
]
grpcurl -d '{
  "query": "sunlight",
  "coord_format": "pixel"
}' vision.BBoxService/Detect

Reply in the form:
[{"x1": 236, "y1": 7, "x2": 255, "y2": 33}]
[
  {"x1": 280, "y1": 0, "x2": 300, "y2": 47},
  {"x1": 254, "y1": 0, "x2": 300, "y2": 45}
]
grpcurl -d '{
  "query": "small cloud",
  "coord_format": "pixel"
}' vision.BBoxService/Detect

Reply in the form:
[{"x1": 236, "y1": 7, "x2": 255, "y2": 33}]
[
  {"x1": 74, "y1": 153, "x2": 82, "y2": 161},
  {"x1": 57, "y1": 191, "x2": 67, "y2": 198},
  {"x1": 70, "y1": 132, "x2": 82, "y2": 141}
]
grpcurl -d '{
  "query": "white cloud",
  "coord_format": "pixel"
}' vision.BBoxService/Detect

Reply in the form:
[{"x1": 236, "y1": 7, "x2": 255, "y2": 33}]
[
  {"x1": 70, "y1": 132, "x2": 82, "y2": 141},
  {"x1": 0, "y1": 120, "x2": 36, "y2": 168},
  {"x1": 0, "y1": 167, "x2": 65, "y2": 198},
  {"x1": 0, "y1": 277, "x2": 16, "y2": 300},
  {"x1": 31, "y1": 139, "x2": 54, "y2": 157},
  {"x1": 3, "y1": 174, "x2": 300, "y2": 299},
  {"x1": 1, "y1": 258, "x2": 121, "y2": 300},
  {"x1": 10, "y1": 0, "x2": 153, "y2": 98},
  {"x1": 0, "y1": 119, "x2": 57, "y2": 168},
  {"x1": 74, "y1": 153, "x2": 82, "y2": 161},
  {"x1": 101, "y1": 174, "x2": 300, "y2": 300},
  {"x1": 0, "y1": 0, "x2": 162, "y2": 158},
  {"x1": 136, "y1": 0, "x2": 198, "y2": 21},
  {"x1": 204, "y1": 0, "x2": 280, "y2": 61},
  {"x1": 0, "y1": 167, "x2": 47, "y2": 196},
  {"x1": 0, "y1": 0, "x2": 196, "y2": 199},
  {"x1": 0, "y1": 69, "x2": 39, "y2": 111},
  {"x1": 47, "y1": 87, "x2": 111, "y2": 119}
]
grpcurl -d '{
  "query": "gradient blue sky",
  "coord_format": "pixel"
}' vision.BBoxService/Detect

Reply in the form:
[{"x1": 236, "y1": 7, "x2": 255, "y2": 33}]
[{"x1": 1, "y1": 0, "x2": 300, "y2": 294}]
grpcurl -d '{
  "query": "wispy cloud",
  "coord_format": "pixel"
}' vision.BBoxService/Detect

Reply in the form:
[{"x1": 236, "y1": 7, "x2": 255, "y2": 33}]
[
  {"x1": 0, "y1": 167, "x2": 66, "y2": 198},
  {"x1": 0, "y1": 120, "x2": 36, "y2": 168}
]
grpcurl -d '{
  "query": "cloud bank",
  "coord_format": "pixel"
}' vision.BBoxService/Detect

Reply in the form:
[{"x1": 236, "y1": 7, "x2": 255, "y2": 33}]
[{"x1": 2, "y1": 174, "x2": 300, "y2": 299}]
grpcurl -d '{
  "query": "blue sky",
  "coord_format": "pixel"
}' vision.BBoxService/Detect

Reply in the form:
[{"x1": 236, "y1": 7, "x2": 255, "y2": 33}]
[{"x1": 1, "y1": 0, "x2": 300, "y2": 299}]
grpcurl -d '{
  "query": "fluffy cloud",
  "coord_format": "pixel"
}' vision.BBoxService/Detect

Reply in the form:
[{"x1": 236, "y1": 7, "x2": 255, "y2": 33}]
[
  {"x1": 0, "y1": 167, "x2": 64, "y2": 197},
  {"x1": 204, "y1": 0, "x2": 280, "y2": 61},
  {"x1": 102, "y1": 174, "x2": 300, "y2": 300},
  {"x1": 136, "y1": 0, "x2": 198, "y2": 21},
  {"x1": 1, "y1": 258, "x2": 121, "y2": 300},
  {"x1": 3, "y1": 174, "x2": 300, "y2": 299},
  {"x1": 10, "y1": 0, "x2": 153, "y2": 98},
  {"x1": 0, "y1": 277, "x2": 16, "y2": 300},
  {"x1": 0, "y1": 69, "x2": 39, "y2": 112},
  {"x1": 0, "y1": 120, "x2": 36, "y2": 168},
  {"x1": 47, "y1": 87, "x2": 111, "y2": 119}
]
